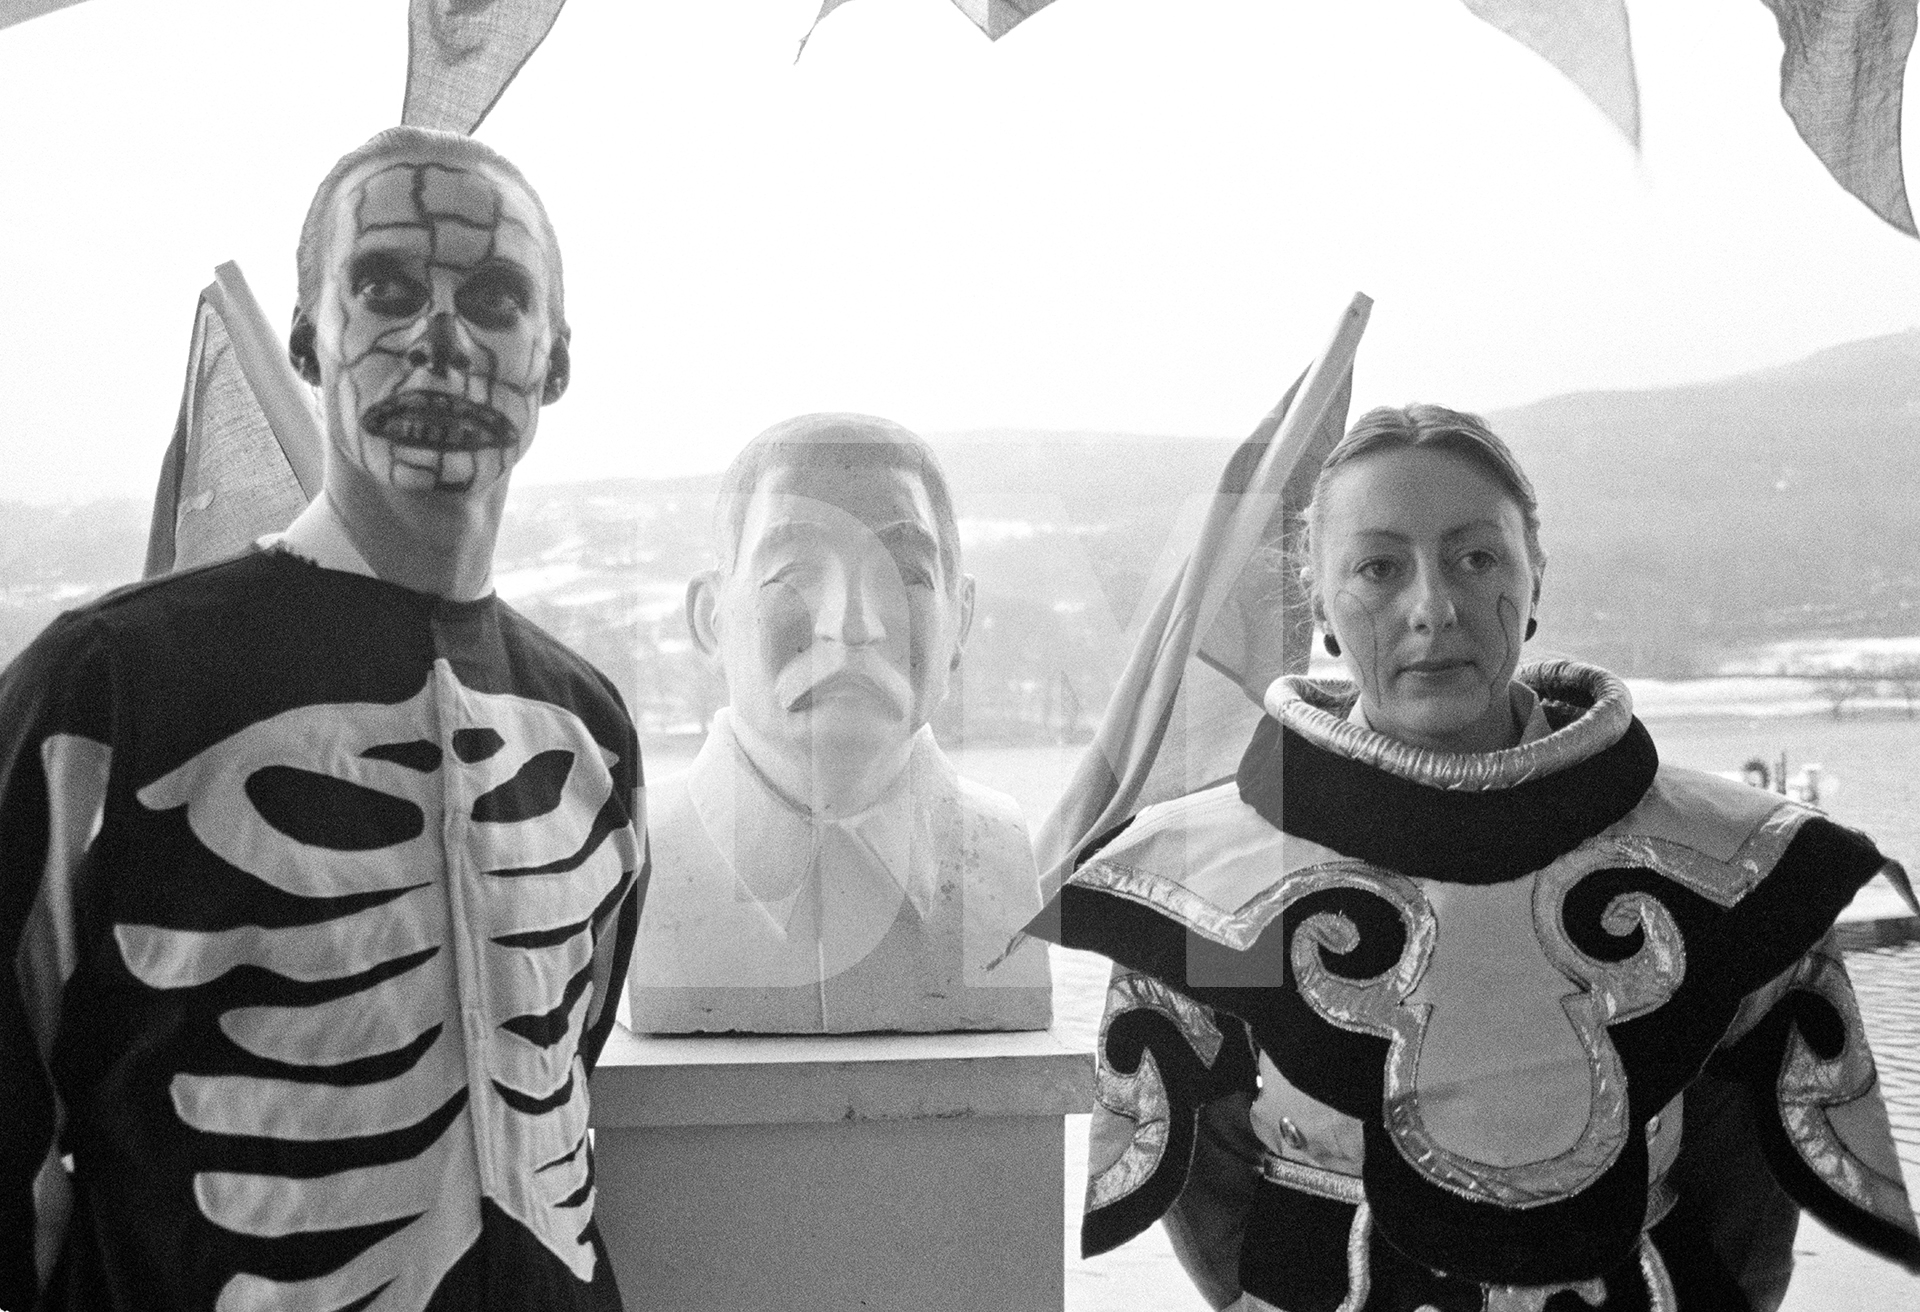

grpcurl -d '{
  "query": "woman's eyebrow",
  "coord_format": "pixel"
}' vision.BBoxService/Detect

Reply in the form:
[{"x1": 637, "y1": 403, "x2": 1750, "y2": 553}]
[{"x1": 1440, "y1": 519, "x2": 1510, "y2": 542}]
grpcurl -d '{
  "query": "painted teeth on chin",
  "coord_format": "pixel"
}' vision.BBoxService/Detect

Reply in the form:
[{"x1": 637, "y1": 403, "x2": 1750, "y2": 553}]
[
  {"x1": 364, "y1": 393, "x2": 512, "y2": 450},
  {"x1": 376, "y1": 416, "x2": 501, "y2": 450}
]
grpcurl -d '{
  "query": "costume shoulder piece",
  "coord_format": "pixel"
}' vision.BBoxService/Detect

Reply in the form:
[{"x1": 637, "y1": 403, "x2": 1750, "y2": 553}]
[{"x1": 1034, "y1": 661, "x2": 1917, "y2": 1300}]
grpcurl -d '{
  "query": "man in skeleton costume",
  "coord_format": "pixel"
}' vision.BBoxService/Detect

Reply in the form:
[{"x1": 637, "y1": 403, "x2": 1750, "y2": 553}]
[
  {"x1": 627, "y1": 414, "x2": 1051, "y2": 1033},
  {"x1": 0, "y1": 127, "x2": 644, "y2": 1311},
  {"x1": 1033, "y1": 406, "x2": 1920, "y2": 1310}
]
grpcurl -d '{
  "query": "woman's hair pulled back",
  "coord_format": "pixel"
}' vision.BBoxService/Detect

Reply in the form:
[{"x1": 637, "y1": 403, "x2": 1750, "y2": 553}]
[{"x1": 1298, "y1": 403, "x2": 1545, "y2": 602}]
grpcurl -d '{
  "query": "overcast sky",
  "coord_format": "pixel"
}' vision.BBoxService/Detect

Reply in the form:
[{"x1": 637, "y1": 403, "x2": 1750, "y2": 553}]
[{"x1": 2, "y1": 0, "x2": 1918, "y2": 503}]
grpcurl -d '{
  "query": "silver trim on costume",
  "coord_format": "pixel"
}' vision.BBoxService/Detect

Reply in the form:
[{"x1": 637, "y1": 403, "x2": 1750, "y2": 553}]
[
  {"x1": 1776, "y1": 945, "x2": 1919, "y2": 1230},
  {"x1": 1260, "y1": 1153, "x2": 1366, "y2": 1206},
  {"x1": 1382, "y1": 849, "x2": 1683, "y2": 1209},
  {"x1": 1086, "y1": 970, "x2": 1226, "y2": 1212},
  {"x1": 1086, "y1": 1045, "x2": 1171, "y2": 1212},
  {"x1": 1483, "y1": 1276, "x2": 1606, "y2": 1311},
  {"x1": 1600, "y1": 805, "x2": 1812, "y2": 912},
  {"x1": 1073, "y1": 857, "x2": 1258, "y2": 948},
  {"x1": 1264, "y1": 660, "x2": 1634, "y2": 791},
  {"x1": 1107, "y1": 967, "x2": 1226, "y2": 1067},
  {"x1": 1639, "y1": 1235, "x2": 1680, "y2": 1312}
]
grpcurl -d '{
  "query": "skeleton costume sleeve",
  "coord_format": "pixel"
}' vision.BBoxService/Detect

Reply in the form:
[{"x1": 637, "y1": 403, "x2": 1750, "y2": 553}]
[
  {"x1": 1034, "y1": 661, "x2": 1920, "y2": 1312},
  {"x1": 0, "y1": 545, "x2": 644, "y2": 1312}
]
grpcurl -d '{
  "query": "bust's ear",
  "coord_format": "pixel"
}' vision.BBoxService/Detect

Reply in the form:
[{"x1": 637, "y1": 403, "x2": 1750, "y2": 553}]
[
  {"x1": 288, "y1": 310, "x2": 321, "y2": 387},
  {"x1": 687, "y1": 570, "x2": 722, "y2": 662},
  {"x1": 949, "y1": 573, "x2": 976, "y2": 671},
  {"x1": 541, "y1": 330, "x2": 571, "y2": 406}
]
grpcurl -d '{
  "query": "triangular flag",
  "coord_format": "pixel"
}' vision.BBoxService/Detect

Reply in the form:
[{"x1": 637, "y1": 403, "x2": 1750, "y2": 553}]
[
  {"x1": 1758, "y1": 0, "x2": 1918, "y2": 236},
  {"x1": 145, "y1": 264, "x2": 322, "y2": 577},
  {"x1": 800, "y1": 0, "x2": 1056, "y2": 57},
  {"x1": 949, "y1": 0, "x2": 1057, "y2": 40},
  {"x1": 402, "y1": 0, "x2": 569, "y2": 134},
  {"x1": 0, "y1": 0, "x2": 88, "y2": 34},
  {"x1": 1461, "y1": 0, "x2": 1641, "y2": 145},
  {"x1": 1032, "y1": 293, "x2": 1371, "y2": 900}
]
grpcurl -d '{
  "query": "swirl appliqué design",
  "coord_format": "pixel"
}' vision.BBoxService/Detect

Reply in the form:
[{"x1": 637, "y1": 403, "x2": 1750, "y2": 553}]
[
  {"x1": 1288, "y1": 852, "x2": 1684, "y2": 1209},
  {"x1": 1776, "y1": 945, "x2": 1917, "y2": 1227},
  {"x1": 1087, "y1": 970, "x2": 1223, "y2": 1210}
]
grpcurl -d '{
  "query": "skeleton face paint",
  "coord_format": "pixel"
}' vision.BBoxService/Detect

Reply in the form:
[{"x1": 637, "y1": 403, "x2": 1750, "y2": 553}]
[
  {"x1": 313, "y1": 151, "x2": 558, "y2": 496},
  {"x1": 1315, "y1": 447, "x2": 1537, "y2": 753}
]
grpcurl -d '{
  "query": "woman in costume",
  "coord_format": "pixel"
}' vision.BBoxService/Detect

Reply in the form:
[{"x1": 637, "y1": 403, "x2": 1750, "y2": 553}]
[{"x1": 1035, "y1": 405, "x2": 1919, "y2": 1310}]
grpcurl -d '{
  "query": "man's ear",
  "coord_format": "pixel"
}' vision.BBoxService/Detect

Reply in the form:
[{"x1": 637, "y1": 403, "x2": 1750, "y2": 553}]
[
  {"x1": 949, "y1": 573, "x2": 976, "y2": 671},
  {"x1": 687, "y1": 570, "x2": 722, "y2": 662},
  {"x1": 541, "y1": 330, "x2": 571, "y2": 406},
  {"x1": 288, "y1": 310, "x2": 321, "y2": 386}
]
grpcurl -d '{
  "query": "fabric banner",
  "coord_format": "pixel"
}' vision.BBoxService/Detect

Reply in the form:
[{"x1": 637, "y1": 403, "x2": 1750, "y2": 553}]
[
  {"x1": 1031, "y1": 294, "x2": 1371, "y2": 900},
  {"x1": 803, "y1": 0, "x2": 1056, "y2": 54},
  {"x1": 145, "y1": 264, "x2": 320, "y2": 578},
  {"x1": 949, "y1": 0, "x2": 1057, "y2": 39},
  {"x1": 1759, "y1": 0, "x2": 1918, "y2": 235},
  {"x1": 0, "y1": 0, "x2": 87, "y2": 34},
  {"x1": 403, "y1": 0, "x2": 569, "y2": 134},
  {"x1": 1461, "y1": 0, "x2": 1640, "y2": 145}
]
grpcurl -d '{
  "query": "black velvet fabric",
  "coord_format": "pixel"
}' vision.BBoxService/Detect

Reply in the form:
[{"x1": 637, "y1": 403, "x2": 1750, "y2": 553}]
[{"x1": 1237, "y1": 711, "x2": 1659, "y2": 884}]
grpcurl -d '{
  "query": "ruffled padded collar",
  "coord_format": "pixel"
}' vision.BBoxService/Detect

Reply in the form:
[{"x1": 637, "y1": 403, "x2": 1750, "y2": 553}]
[
  {"x1": 1266, "y1": 659, "x2": 1635, "y2": 791},
  {"x1": 1243, "y1": 660, "x2": 1659, "y2": 884}
]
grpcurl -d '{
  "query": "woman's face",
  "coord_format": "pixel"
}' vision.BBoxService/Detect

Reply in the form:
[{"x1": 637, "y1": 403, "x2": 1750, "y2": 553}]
[{"x1": 1313, "y1": 445, "x2": 1539, "y2": 754}]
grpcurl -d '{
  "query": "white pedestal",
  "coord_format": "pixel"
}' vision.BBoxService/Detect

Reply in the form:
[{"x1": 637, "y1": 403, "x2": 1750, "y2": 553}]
[{"x1": 590, "y1": 1022, "x2": 1095, "y2": 1311}]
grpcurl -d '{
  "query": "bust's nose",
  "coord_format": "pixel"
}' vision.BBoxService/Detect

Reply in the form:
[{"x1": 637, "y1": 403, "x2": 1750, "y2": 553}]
[{"x1": 814, "y1": 567, "x2": 888, "y2": 647}]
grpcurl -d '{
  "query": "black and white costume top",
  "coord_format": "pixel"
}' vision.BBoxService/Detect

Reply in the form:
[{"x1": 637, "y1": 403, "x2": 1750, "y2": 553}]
[
  {"x1": 0, "y1": 542, "x2": 645, "y2": 1312},
  {"x1": 1035, "y1": 660, "x2": 1919, "y2": 1311}
]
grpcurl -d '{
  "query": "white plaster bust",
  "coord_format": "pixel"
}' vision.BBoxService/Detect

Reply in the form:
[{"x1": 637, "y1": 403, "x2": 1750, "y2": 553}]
[{"x1": 627, "y1": 414, "x2": 1053, "y2": 1033}]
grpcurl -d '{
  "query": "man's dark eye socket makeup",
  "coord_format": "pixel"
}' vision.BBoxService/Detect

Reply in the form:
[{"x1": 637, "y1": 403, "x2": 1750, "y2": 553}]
[
  {"x1": 347, "y1": 255, "x2": 532, "y2": 330},
  {"x1": 456, "y1": 266, "x2": 533, "y2": 330},
  {"x1": 349, "y1": 253, "x2": 426, "y2": 316}
]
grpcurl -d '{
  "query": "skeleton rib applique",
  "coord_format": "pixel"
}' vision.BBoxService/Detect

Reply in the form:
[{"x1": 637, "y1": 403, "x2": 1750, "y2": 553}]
[{"x1": 0, "y1": 547, "x2": 643, "y2": 1312}]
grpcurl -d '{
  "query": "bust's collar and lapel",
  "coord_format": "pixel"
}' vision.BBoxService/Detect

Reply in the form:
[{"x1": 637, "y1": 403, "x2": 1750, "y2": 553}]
[{"x1": 685, "y1": 709, "x2": 944, "y2": 935}]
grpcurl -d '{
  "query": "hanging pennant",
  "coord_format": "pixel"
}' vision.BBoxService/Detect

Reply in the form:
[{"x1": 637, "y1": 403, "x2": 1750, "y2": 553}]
[
  {"x1": 800, "y1": 0, "x2": 1057, "y2": 58},
  {"x1": 402, "y1": 0, "x2": 569, "y2": 134},
  {"x1": 1461, "y1": 0, "x2": 1641, "y2": 146},
  {"x1": 1758, "y1": 0, "x2": 1917, "y2": 235},
  {"x1": 0, "y1": 0, "x2": 87, "y2": 34}
]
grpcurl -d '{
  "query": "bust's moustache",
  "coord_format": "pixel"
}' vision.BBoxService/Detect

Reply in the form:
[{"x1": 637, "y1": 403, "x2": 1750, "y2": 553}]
[{"x1": 776, "y1": 654, "x2": 912, "y2": 720}]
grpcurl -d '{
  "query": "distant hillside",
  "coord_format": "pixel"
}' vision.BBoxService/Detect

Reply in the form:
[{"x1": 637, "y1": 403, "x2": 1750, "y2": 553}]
[
  {"x1": 1490, "y1": 330, "x2": 1920, "y2": 673},
  {"x1": 6, "y1": 331, "x2": 1920, "y2": 735}
]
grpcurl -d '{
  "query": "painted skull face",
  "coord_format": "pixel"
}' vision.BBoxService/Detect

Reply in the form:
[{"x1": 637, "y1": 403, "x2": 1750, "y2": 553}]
[{"x1": 312, "y1": 150, "x2": 559, "y2": 496}]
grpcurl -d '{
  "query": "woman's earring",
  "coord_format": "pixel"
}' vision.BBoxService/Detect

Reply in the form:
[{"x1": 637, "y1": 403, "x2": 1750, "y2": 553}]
[
  {"x1": 1323, "y1": 632, "x2": 1341, "y2": 658},
  {"x1": 1525, "y1": 617, "x2": 1538, "y2": 641}
]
